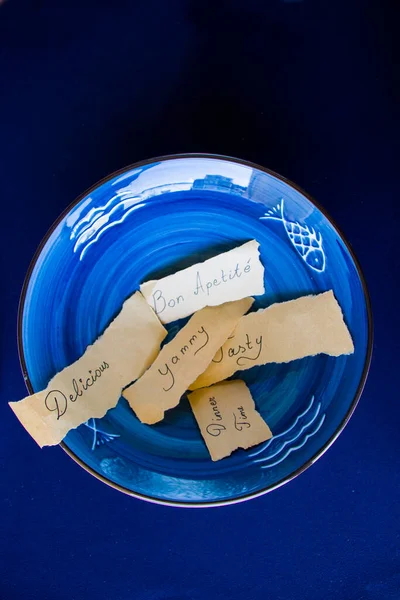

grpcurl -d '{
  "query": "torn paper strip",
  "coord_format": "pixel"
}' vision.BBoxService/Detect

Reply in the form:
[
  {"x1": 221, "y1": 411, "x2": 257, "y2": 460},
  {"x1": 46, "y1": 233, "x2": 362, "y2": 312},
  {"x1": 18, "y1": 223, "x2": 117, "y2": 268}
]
[
  {"x1": 190, "y1": 290, "x2": 354, "y2": 390},
  {"x1": 140, "y1": 240, "x2": 264, "y2": 324},
  {"x1": 122, "y1": 297, "x2": 254, "y2": 424},
  {"x1": 9, "y1": 292, "x2": 167, "y2": 447},
  {"x1": 188, "y1": 380, "x2": 272, "y2": 461}
]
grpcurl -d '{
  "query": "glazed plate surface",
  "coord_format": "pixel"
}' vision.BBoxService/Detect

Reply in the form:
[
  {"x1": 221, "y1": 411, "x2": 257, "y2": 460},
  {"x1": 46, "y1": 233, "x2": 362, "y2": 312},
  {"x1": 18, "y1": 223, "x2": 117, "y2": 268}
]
[{"x1": 19, "y1": 155, "x2": 372, "y2": 506}]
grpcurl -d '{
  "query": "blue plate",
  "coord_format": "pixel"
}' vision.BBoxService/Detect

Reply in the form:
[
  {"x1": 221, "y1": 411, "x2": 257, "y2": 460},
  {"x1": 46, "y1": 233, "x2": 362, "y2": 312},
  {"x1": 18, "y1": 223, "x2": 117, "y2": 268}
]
[{"x1": 18, "y1": 155, "x2": 372, "y2": 506}]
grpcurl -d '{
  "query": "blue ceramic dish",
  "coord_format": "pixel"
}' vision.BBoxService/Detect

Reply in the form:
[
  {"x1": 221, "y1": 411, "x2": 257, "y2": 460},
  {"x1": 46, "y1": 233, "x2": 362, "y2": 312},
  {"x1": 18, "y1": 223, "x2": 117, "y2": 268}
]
[{"x1": 18, "y1": 155, "x2": 372, "y2": 507}]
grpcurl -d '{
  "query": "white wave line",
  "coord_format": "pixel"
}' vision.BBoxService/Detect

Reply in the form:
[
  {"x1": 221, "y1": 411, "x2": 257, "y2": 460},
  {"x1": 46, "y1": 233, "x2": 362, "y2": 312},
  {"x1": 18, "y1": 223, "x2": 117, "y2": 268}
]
[
  {"x1": 74, "y1": 195, "x2": 143, "y2": 252},
  {"x1": 70, "y1": 193, "x2": 121, "y2": 239},
  {"x1": 261, "y1": 414, "x2": 326, "y2": 469},
  {"x1": 73, "y1": 201, "x2": 123, "y2": 252},
  {"x1": 70, "y1": 186, "x2": 137, "y2": 240},
  {"x1": 248, "y1": 395, "x2": 315, "y2": 457},
  {"x1": 78, "y1": 203, "x2": 146, "y2": 259},
  {"x1": 73, "y1": 197, "x2": 134, "y2": 250},
  {"x1": 253, "y1": 403, "x2": 321, "y2": 464}
]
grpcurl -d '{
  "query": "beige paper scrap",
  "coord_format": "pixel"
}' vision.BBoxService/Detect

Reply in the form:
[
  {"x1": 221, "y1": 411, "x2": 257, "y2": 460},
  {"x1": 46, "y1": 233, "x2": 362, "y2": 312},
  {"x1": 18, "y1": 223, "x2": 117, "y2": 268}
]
[
  {"x1": 123, "y1": 297, "x2": 254, "y2": 424},
  {"x1": 9, "y1": 292, "x2": 167, "y2": 447},
  {"x1": 188, "y1": 380, "x2": 272, "y2": 461},
  {"x1": 190, "y1": 290, "x2": 354, "y2": 390},
  {"x1": 140, "y1": 240, "x2": 264, "y2": 324}
]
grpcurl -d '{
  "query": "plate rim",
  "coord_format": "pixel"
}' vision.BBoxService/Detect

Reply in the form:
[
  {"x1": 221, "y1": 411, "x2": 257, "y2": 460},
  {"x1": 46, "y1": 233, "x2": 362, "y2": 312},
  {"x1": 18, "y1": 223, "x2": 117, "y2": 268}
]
[{"x1": 17, "y1": 152, "x2": 373, "y2": 508}]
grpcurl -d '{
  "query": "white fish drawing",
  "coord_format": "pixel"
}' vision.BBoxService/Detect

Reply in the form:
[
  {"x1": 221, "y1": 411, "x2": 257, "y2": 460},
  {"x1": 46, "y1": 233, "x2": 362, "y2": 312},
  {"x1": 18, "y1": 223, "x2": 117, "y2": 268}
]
[
  {"x1": 84, "y1": 419, "x2": 120, "y2": 451},
  {"x1": 260, "y1": 199, "x2": 326, "y2": 272}
]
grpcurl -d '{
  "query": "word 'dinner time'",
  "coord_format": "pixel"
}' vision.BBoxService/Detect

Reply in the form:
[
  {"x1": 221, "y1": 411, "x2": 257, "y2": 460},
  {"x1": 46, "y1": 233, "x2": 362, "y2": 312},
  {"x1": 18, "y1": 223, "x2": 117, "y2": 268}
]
[{"x1": 188, "y1": 380, "x2": 273, "y2": 461}]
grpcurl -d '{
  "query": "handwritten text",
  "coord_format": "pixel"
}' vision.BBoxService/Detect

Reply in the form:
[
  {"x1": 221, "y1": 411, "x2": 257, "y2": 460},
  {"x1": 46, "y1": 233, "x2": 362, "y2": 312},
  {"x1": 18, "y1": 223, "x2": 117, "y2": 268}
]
[
  {"x1": 158, "y1": 326, "x2": 209, "y2": 391},
  {"x1": 44, "y1": 361, "x2": 109, "y2": 419}
]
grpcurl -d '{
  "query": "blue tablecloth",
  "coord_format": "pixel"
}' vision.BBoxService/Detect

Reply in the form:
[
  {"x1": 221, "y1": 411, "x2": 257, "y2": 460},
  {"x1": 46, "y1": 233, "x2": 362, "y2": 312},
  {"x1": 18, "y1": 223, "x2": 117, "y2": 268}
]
[{"x1": 1, "y1": 2, "x2": 398, "y2": 599}]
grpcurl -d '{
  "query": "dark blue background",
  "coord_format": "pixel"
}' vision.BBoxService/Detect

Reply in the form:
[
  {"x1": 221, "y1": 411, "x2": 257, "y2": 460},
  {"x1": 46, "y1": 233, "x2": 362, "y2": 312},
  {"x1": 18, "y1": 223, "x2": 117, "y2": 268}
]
[{"x1": 1, "y1": 1, "x2": 399, "y2": 599}]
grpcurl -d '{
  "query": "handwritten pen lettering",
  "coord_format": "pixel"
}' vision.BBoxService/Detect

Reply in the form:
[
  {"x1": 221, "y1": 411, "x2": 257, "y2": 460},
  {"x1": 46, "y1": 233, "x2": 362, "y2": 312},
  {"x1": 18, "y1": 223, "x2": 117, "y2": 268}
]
[
  {"x1": 151, "y1": 289, "x2": 185, "y2": 315},
  {"x1": 193, "y1": 258, "x2": 252, "y2": 297},
  {"x1": 233, "y1": 407, "x2": 251, "y2": 431},
  {"x1": 158, "y1": 326, "x2": 210, "y2": 392},
  {"x1": 209, "y1": 396, "x2": 222, "y2": 421},
  {"x1": 44, "y1": 361, "x2": 109, "y2": 419},
  {"x1": 211, "y1": 334, "x2": 263, "y2": 366},
  {"x1": 206, "y1": 423, "x2": 226, "y2": 436},
  {"x1": 149, "y1": 256, "x2": 252, "y2": 315},
  {"x1": 205, "y1": 403, "x2": 252, "y2": 436}
]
